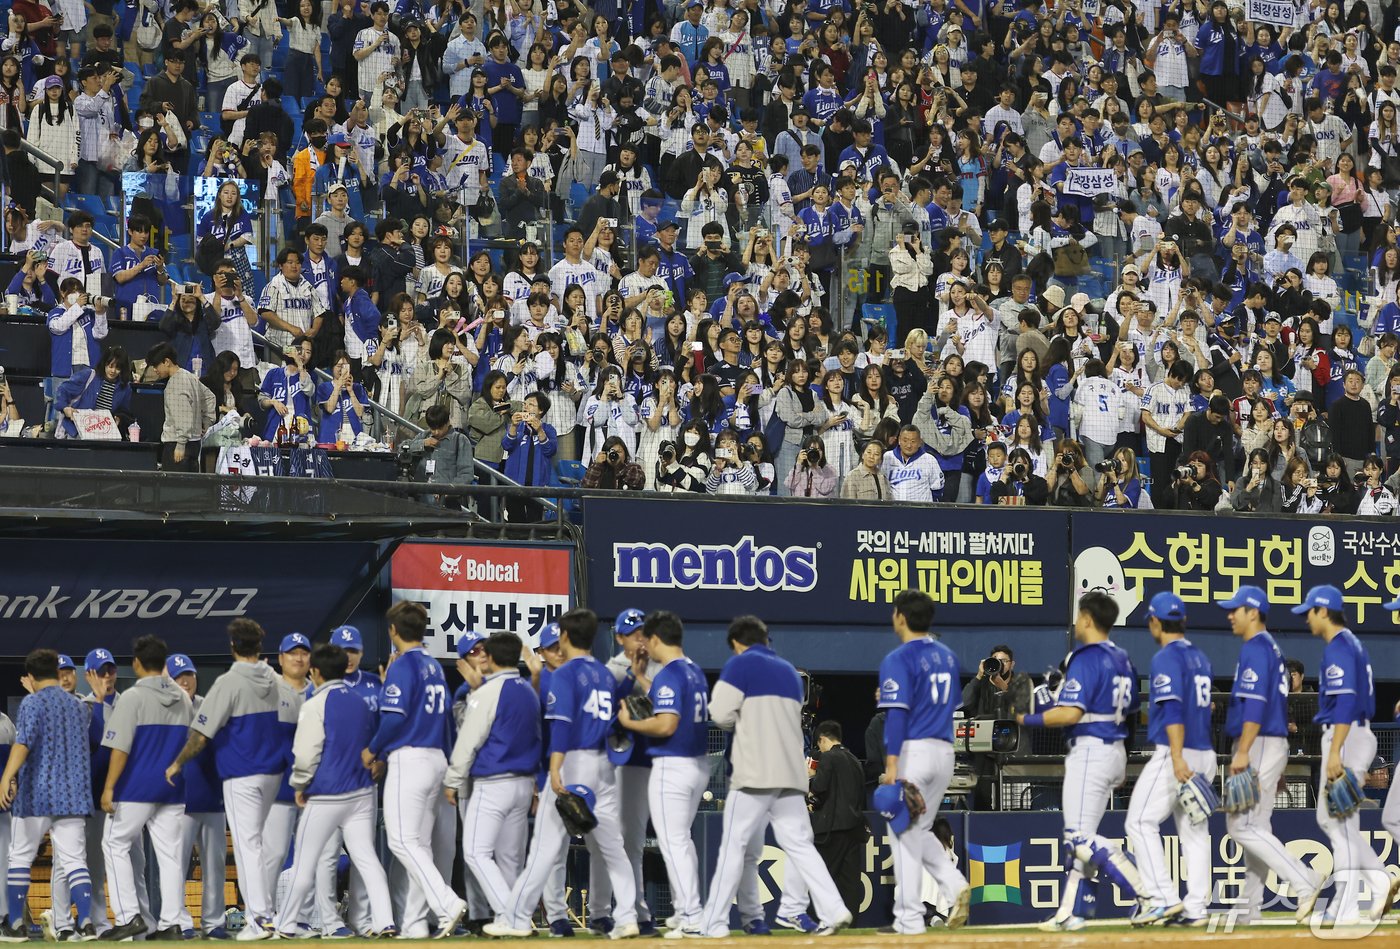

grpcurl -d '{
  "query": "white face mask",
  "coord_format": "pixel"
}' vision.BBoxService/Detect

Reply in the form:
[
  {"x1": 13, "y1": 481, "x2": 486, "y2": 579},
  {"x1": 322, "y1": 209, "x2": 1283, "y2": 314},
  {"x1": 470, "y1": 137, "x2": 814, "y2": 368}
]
[
  {"x1": 66, "y1": 292, "x2": 79, "y2": 305},
  {"x1": 139, "y1": 117, "x2": 155, "y2": 129},
  {"x1": 683, "y1": 432, "x2": 700, "y2": 447}
]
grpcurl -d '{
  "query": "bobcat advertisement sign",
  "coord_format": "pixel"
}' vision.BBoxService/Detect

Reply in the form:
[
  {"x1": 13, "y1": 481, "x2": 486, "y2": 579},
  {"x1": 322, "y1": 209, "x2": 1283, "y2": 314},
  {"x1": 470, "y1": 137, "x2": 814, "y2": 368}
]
[{"x1": 389, "y1": 540, "x2": 574, "y2": 658}]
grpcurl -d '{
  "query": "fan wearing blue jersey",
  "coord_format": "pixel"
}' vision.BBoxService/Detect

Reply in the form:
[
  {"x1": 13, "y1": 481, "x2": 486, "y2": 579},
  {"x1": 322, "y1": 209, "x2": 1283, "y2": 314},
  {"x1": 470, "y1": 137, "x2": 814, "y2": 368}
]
[
  {"x1": 877, "y1": 589, "x2": 971, "y2": 934},
  {"x1": 364, "y1": 602, "x2": 467, "y2": 940},
  {"x1": 1017, "y1": 592, "x2": 1147, "y2": 932},
  {"x1": 1296, "y1": 585, "x2": 1393, "y2": 924},
  {"x1": 1217, "y1": 585, "x2": 1318, "y2": 924},
  {"x1": 617, "y1": 611, "x2": 710, "y2": 937},
  {"x1": 1123, "y1": 593, "x2": 1215, "y2": 927},
  {"x1": 485, "y1": 609, "x2": 640, "y2": 940}
]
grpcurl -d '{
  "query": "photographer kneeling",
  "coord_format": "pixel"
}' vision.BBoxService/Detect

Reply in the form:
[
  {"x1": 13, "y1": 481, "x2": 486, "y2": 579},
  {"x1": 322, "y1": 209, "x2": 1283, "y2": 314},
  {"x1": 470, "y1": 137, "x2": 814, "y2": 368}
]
[
  {"x1": 403, "y1": 404, "x2": 475, "y2": 509},
  {"x1": 960, "y1": 645, "x2": 1032, "y2": 810},
  {"x1": 1046, "y1": 438, "x2": 1096, "y2": 507},
  {"x1": 1094, "y1": 446, "x2": 1142, "y2": 509},
  {"x1": 989, "y1": 447, "x2": 1049, "y2": 505},
  {"x1": 1164, "y1": 450, "x2": 1222, "y2": 510},
  {"x1": 582, "y1": 435, "x2": 646, "y2": 490}
]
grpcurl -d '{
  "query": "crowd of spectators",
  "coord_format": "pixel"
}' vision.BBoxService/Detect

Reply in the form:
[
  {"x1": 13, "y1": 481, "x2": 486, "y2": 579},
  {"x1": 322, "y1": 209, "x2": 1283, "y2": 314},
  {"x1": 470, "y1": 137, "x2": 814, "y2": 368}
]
[{"x1": 9, "y1": 0, "x2": 1400, "y2": 514}]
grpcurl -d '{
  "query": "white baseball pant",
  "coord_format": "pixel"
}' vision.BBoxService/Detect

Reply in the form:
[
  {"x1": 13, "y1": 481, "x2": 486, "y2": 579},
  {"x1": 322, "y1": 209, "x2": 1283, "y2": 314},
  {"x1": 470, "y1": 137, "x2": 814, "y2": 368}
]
[
  {"x1": 1317, "y1": 725, "x2": 1389, "y2": 923},
  {"x1": 461, "y1": 775, "x2": 533, "y2": 916},
  {"x1": 223, "y1": 773, "x2": 282, "y2": 922},
  {"x1": 10, "y1": 817, "x2": 88, "y2": 925},
  {"x1": 1383, "y1": 763, "x2": 1400, "y2": 854},
  {"x1": 388, "y1": 794, "x2": 455, "y2": 936},
  {"x1": 739, "y1": 824, "x2": 768, "y2": 925},
  {"x1": 647, "y1": 757, "x2": 708, "y2": 928},
  {"x1": 273, "y1": 788, "x2": 394, "y2": 935},
  {"x1": 453, "y1": 796, "x2": 492, "y2": 923},
  {"x1": 51, "y1": 815, "x2": 146, "y2": 933},
  {"x1": 0, "y1": 814, "x2": 10, "y2": 922},
  {"x1": 588, "y1": 764, "x2": 651, "y2": 924},
  {"x1": 1055, "y1": 737, "x2": 1127, "y2": 921},
  {"x1": 890, "y1": 738, "x2": 965, "y2": 934},
  {"x1": 178, "y1": 811, "x2": 227, "y2": 933},
  {"x1": 1227, "y1": 734, "x2": 1315, "y2": 918},
  {"x1": 543, "y1": 846, "x2": 568, "y2": 925},
  {"x1": 314, "y1": 829, "x2": 361, "y2": 932},
  {"x1": 103, "y1": 802, "x2": 185, "y2": 930},
  {"x1": 262, "y1": 801, "x2": 298, "y2": 914},
  {"x1": 698, "y1": 788, "x2": 846, "y2": 937},
  {"x1": 500, "y1": 749, "x2": 637, "y2": 931},
  {"x1": 1125, "y1": 745, "x2": 1215, "y2": 917},
  {"x1": 384, "y1": 747, "x2": 462, "y2": 936}
]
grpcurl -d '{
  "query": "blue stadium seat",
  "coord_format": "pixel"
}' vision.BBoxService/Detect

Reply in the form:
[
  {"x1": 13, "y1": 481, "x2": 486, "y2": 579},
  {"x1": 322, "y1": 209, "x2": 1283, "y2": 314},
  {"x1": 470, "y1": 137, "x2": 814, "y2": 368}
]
[
  {"x1": 862, "y1": 303, "x2": 895, "y2": 338},
  {"x1": 556, "y1": 459, "x2": 586, "y2": 486}
]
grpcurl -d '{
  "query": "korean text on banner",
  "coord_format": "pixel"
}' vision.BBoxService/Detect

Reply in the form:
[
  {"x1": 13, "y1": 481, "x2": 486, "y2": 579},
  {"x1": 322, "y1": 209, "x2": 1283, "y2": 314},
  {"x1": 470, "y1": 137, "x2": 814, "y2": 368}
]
[
  {"x1": 1246, "y1": 0, "x2": 1295, "y2": 27},
  {"x1": 1062, "y1": 167, "x2": 1119, "y2": 197}
]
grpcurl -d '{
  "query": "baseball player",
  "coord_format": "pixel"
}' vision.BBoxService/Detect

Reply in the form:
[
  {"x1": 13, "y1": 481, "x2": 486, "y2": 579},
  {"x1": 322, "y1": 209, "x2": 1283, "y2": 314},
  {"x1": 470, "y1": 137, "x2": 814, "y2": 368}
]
[
  {"x1": 444, "y1": 633, "x2": 541, "y2": 926},
  {"x1": 164, "y1": 619, "x2": 288, "y2": 942},
  {"x1": 446, "y1": 631, "x2": 501, "y2": 933},
  {"x1": 0, "y1": 649, "x2": 97, "y2": 942},
  {"x1": 167, "y1": 654, "x2": 230, "y2": 939},
  {"x1": 263, "y1": 635, "x2": 310, "y2": 928},
  {"x1": 878, "y1": 589, "x2": 971, "y2": 934},
  {"x1": 1295, "y1": 585, "x2": 1393, "y2": 923},
  {"x1": 1217, "y1": 585, "x2": 1319, "y2": 925},
  {"x1": 273, "y1": 644, "x2": 396, "y2": 939},
  {"x1": 592, "y1": 608, "x2": 658, "y2": 936},
  {"x1": 1123, "y1": 593, "x2": 1215, "y2": 927},
  {"x1": 484, "y1": 608, "x2": 641, "y2": 941},
  {"x1": 615, "y1": 611, "x2": 709, "y2": 937},
  {"x1": 527, "y1": 624, "x2": 575, "y2": 939},
  {"x1": 0, "y1": 708, "x2": 13, "y2": 927},
  {"x1": 364, "y1": 602, "x2": 467, "y2": 940},
  {"x1": 99, "y1": 635, "x2": 194, "y2": 941},
  {"x1": 1017, "y1": 591, "x2": 1147, "y2": 932},
  {"x1": 332, "y1": 627, "x2": 381, "y2": 710},
  {"x1": 36, "y1": 653, "x2": 88, "y2": 941},
  {"x1": 696, "y1": 615, "x2": 852, "y2": 939},
  {"x1": 1381, "y1": 596, "x2": 1400, "y2": 913}
]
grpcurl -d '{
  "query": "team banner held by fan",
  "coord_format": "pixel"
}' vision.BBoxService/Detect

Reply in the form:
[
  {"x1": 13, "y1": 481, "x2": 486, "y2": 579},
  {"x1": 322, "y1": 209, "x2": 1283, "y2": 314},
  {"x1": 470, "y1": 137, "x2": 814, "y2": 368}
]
[
  {"x1": 389, "y1": 540, "x2": 574, "y2": 658},
  {"x1": 1061, "y1": 166, "x2": 1118, "y2": 197},
  {"x1": 1246, "y1": 0, "x2": 1295, "y2": 27}
]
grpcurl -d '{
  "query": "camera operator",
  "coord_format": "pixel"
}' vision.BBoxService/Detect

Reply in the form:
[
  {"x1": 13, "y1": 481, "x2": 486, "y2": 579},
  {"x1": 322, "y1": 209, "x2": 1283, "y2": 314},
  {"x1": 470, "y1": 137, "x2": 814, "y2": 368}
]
[
  {"x1": 1180, "y1": 395, "x2": 1237, "y2": 486},
  {"x1": 1229, "y1": 448, "x2": 1281, "y2": 513},
  {"x1": 961, "y1": 645, "x2": 1031, "y2": 810},
  {"x1": 1094, "y1": 446, "x2": 1142, "y2": 509},
  {"x1": 403, "y1": 403, "x2": 475, "y2": 508},
  {"x1": 1164, "y1": 450, "x2": 1222, "y2": 510},
  {"x1": 705, "y1": 429, "x2": 760, "y2": 495},
  {"x1": 1046, "y1": 438, "x2": 1096, "y2": 507},
  {"x1": 1320, "y1": 454, "x2": 1361, "y2": 514},
  {"x1": 1355, "y1": 454, "x2": 1397, "y2": 516},
  {"x1": 784, "y1": 434, "x2": 837, "y2": 498},
  {"x1": 989, "y1": 446, "x2": 1048, "y2": 505},
  {"x1": 582, "y1": 434, "x2": 646, "y2": 490}
]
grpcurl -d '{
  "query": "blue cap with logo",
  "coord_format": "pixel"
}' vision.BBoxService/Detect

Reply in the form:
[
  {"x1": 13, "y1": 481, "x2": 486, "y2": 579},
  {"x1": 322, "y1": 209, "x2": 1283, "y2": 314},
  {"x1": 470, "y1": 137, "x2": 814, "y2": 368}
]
[
  {"x1": 166, "y1": 654, "x2": 196, "y2": 678},
  {"x1": 873, "y1": 782, "x2": 912, "y2": 834},
  {"x1": 1217, "y1": 585, "x2": 1268, "y2": 615},
  {"x1": 280, "y1": 633, "x2": 311, "y2": 653},
  {"x1": 563, "y1": 784, "x2": 596, "y2": 812},
  {"x1": 614, "y1": 608, "x2": 646, "y2": 636},
  {"x1": 456, "y1": 631, "x2": 487, "y2": 658},
  {"x1": 85, "y1": 648, "x2": 115, "y2": 672},
  {"x1": 1147, "y1": 591, "x2": 1186, "y2": 622},
  {"x1": 331, "y1": 625, "x2": 363, "y2": 651},
  {"x1": 538, "y1": 622, "x2": 561, "y2": 650},
  {"x1": 57, "y1": 654, "x2": 75, "y2": 671},
  {"x1": 1291, "y1": 584, "x2": 1344, "y2": 615}
]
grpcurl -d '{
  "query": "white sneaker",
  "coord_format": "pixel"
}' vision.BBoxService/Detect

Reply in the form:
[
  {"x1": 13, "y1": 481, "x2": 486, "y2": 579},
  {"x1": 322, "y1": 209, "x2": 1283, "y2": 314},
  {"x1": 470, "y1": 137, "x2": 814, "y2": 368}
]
[
  {"x1": 946, "y1": 886, "x2": 972, "y2": 929},
  {"x1": 813, "y1": 911, "x2": 853, "y2": 936},
  {"x1": 1038, "y1": 915, "x2": 1085, "y2": 932},
  {"x1": 235, "y1": 921, "x2": 271, "y2": 942},
  {"x1": 434, "y1": 901, "x2": 467, "y2": 940},
  {"x1": 482, "y1": 922, "x2": 534, "y2": 938},
  {"x1": 608, "y1": 923, "x2": 640, "y2": 940},
  {"x1": 1371, "y1": 875, "x2": 1400, "y2": 921},
  {"x1": 662, "y1": 928, "x2": 703, "y2": 940},
  {"x1": 39, "y1": 910, "x2": 56, "y2": 943},
  {"x1": 1296, "y1": 885, "x2": 1322, "y2": 923}
]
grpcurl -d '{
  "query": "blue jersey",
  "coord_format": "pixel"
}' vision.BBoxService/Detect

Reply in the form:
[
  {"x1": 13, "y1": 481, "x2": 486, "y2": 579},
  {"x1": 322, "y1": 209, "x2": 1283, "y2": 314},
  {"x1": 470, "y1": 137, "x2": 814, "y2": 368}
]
[
  {"x1": 546, "y1": 656, "x2": 616, "y2": 754},
  {"x1": 302, "y1": 682, "x2": 377, "y2": 797},
  {"x1": 647, "y1": 658, "x2": 709, "y2": 759},
  {"x1": 1057, "y1": 640, "x2": 1139, "y2": 743},
  {"x1": 471, "y1": 674, "x2": 542, "y2": 778},
  {"x1": 1225, "y1": 631, "x2": 1288, "y2": 738},
  {"x1": 14, "y1": 686, "x2": 92, "y2": 819},
  {"x1": 877, "y1": 637, "x2": 961, "y2": 744},
  {"x1": 1146, "y1": 639, "x2": 1214, "y2": 750},
  {"x1": 343, "y1": 668, "x2": 382, "y2": 712},
  {"x1": 1316, "y1": 629, "x2": 1376, "y2": 726},
  {"x1": 373, "y1": 647, "x2": 451, "y2": 756}
]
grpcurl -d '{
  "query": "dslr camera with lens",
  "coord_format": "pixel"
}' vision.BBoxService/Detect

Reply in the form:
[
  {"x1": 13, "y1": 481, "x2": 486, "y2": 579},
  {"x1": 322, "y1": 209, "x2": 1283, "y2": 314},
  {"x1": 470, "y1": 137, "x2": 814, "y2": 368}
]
[
  {"x1": 606, "y1": 447, "x2": 621, "y2": 464},
  {"x1": 1011, "y1": 462, "x2": 1028, "y2": 479},
  {"x1": 1094, "y1": 459, "x2": 1117, "y2": 474},
  {"x1": 981, "y1": 656, "x2": 1005, "y2": 677},
  {"x1": 1173, "y1": 465, "x2": 1195, "y2": 480},
  {"x1": 1059, "y1": 451, "x2": 1076, "y2": 468}
]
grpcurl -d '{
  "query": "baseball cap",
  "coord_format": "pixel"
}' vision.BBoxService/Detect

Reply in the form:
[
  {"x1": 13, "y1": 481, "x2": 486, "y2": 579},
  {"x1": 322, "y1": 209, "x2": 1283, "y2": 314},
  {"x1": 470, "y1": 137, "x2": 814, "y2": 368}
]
[
  {"x1": 1264, "y1": 311, "x2": 1282, "y2": 324},
  {"x1": 685, "y1": 0, "x2": 702, "y2": 8},
  {"x1": 280, "y1": 632, "x2": 311, "y2": 653},
  {"x1": 457, "y1": 631, "x2": 487, "y2": 657},
  {"x1": 1218, "y1": 585, "x2": 1269, "y2": 615},
  {"x1": 873, "y1": 782, "x2": 912, "y2": 834},
  {"x1": 564, "y1": 783, "x2": 597, "y2": 812},
  {"x1": 331, "y1": 625, "x2": 363, "y2": 650},
  {"x1": 166, "y1": 654, "x2": 196, "y2": 678},
  {"x1": 538, "y1": 622, "x2": 561, "y2": 650},
  {"x1": 607, "y1": 730, "x2": 634, "y2": 765},
  {"x1": 42, "y1": 75, "x2": 63, "y2": 90},
  {"x1": 1291, "y1": 584, "x2": 1344, "y2": 615},
  {"x1": 721, "y1": 272, "x2": 747, "y2": 289},
  {"x1": 1122, "y1": 263, "x2": 1141, "y2": 277},
  {"x1": 325, "y1": 132, "x2": 350, "y2": 146},
  {"x1": 1147, "y1": 592, "x2": 1186, "y2": 622},
  {"x1": 327, "y1": 182, "x2": 349, "y2": 195},
  {"x1": 1069, "y1": 292, "x2": 1090, "y2": 311},
  {"x1": 614, "y1": 608, "x2": 646, "y2": 636},
  {"x1": 57, "y1": 654, "x2": 75, "y2": 671},
  {"x1": 988, "y1": 219, "x2": 1010, "y2": 232},
  {"x1": 656, "y1": 219, "x2": 680, "y2": 232},
  {"x1": 790, "y1": 105, "x2": 811, "y2": 118},
  {"x1": 85, "y1": 649, "x2": 115, "y2": 672},
  {"x1": 1384, "y1": 596, "x2": 1400, "y2": 611}
]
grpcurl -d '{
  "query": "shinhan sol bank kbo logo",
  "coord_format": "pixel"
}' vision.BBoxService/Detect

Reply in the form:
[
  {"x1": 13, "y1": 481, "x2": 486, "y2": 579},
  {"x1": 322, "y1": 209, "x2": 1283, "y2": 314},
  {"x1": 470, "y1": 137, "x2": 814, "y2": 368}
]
[{"x1": 613, "y1": 537, "x2": 819, "y2": 592}]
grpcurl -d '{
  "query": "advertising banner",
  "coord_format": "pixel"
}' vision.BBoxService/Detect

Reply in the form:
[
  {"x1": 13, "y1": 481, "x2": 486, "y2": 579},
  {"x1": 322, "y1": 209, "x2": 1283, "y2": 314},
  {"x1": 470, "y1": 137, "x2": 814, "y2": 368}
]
[
  {"x1": 389, "y1": 540, "x2": 573, "y2": 658},
  {"x1": 584, "y1": 497, "x2": 1070, "y2": 627}
]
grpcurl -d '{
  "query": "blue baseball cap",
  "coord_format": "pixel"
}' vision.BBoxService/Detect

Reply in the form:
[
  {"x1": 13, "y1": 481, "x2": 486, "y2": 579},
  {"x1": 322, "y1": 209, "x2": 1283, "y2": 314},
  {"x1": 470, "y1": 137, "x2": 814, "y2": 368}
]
[
  {"x1": 563, "y1": 784, "x2": 596, "y2": 813},
  {"x1": 166, "y1": 654, "x2": 196, "y2": 678},
  {"x1": 1147, "y1": 592, "x2": 1186, "y2": 622},
  {"x1": 457, "y1": 631, "x2": 487, "y2": 658},
  {"x1": 614, "y1": 608, "x2": 646, "y2": 636},
  {"x1": 1217, "y1": 585, "x2": 1268, "y2": 615},
  {"x1": 85, "y1": 648, "x2": 115, "y2": 672},
  {"x1": 57, "y1": 654, "x2": 75, "y2": 671},
  {"x1": 538, "y1": 622, "x2": 561, "y2": 650},
  {"x1": 1292, "y1": 584, "x2": 1344, "y2": 615},
  {"x1": 873, "y1": 782, "x2": 912, "y2": 834},
  {"x1": 279, "y1": 633, "x2": 311, "y2": 653},
  {"x1": 607, "y1": 730, "x2": 634, "y2": 766},
  {"x1": 331, "y1": 626, "x2": 363, "y2": 651},
  {"x1": 1385, "y1": 597, "x2": 1400, "y2": 612}
]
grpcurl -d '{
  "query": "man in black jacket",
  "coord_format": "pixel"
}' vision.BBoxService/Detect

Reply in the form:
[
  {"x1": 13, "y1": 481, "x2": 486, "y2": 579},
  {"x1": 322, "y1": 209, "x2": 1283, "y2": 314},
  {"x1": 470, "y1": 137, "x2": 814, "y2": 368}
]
[
  {"x1": 138, "y1": 54, "x2": 197, "y2": 140},
  {"x1": 1165, "y1": 193, "x2": 1219, "y2": 282},
  {"x1": 576, "y1": 170, "x2": 622, "y2": 241},
  {"x1": 369, "y1": 219, "x2": 415, "y2": 307},
  {"x1": 498, "y1": 148, "x2": 547, "y2": 238},
  {"x1": 1180, "y1": 395, "x2": 1236, "y2": 484},
  {"x1": 807, "y1": 721, "x2": 868, "y2": 919},
  {"x1": 242, "y1": 78, "x2": 295, "y2": 160},
  {"x1": 665, "y1": 125, "x2": 716, "y2": 201},
  {"x1": 0, "y1": 130, "x2": 41, "y2": 216}
]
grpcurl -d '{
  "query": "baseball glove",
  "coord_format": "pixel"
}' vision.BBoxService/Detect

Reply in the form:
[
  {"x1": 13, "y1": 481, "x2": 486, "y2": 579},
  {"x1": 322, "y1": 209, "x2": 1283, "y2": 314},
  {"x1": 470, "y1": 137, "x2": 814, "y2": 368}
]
[
  {"x1": 1222, "y1": 767, "x2": 1260, "y2": 814},
  {"x1": 556, "y1": 790, "x2": 598, "y2": 838},
  {"x1": 1176, "y1": 773, "x2": 1218, "y2": 825},
  {"x1": 1326, "y1": 766, "x2": 1365, "y2": 820},
  {"x1": 624, "y1": 693, "x2": 654, "y2": 720},
  {"x1": 902, "y1": 780, "x2": 927, "y2": 822}
]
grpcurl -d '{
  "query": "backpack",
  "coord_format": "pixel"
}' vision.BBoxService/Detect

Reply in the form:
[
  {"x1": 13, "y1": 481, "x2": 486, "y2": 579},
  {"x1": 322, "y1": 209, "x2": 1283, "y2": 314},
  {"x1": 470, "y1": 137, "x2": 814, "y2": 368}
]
[
  {"x1": 1053, "y1": 240, "x2": 1090, "y2": 277},
  {"x1": 1299, "y1": 419, "x2": 1331, "y2": 469}
]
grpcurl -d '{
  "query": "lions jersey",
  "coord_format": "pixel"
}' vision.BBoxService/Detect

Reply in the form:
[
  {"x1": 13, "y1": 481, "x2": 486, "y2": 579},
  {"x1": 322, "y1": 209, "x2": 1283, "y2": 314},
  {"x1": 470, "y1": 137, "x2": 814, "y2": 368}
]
[
  {"x1": 546, "y1": 656, "x2": 616, "y2": 753},
  {"x1": 647, "y1": 657, "x2": 709, "y2": 759},
  {"x1": 877, "y1": 637, "x2": 961, "y2": 743},
  {"x1": 1146, "y1": 639, "x2": 1213, "y2": 750},
  {"x1": 1225, "y1": 631, "x2": 1288, "y2": 738},
  {"x1": 1315, "y1": 629, "x2": 1376, "y2": 726},
  {"x1": 1057, "y1": 640, "x2": 1139, "y2": 743},
  {"x1": 375, "y1": 646, "x2": 451, "y2": 755}
]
